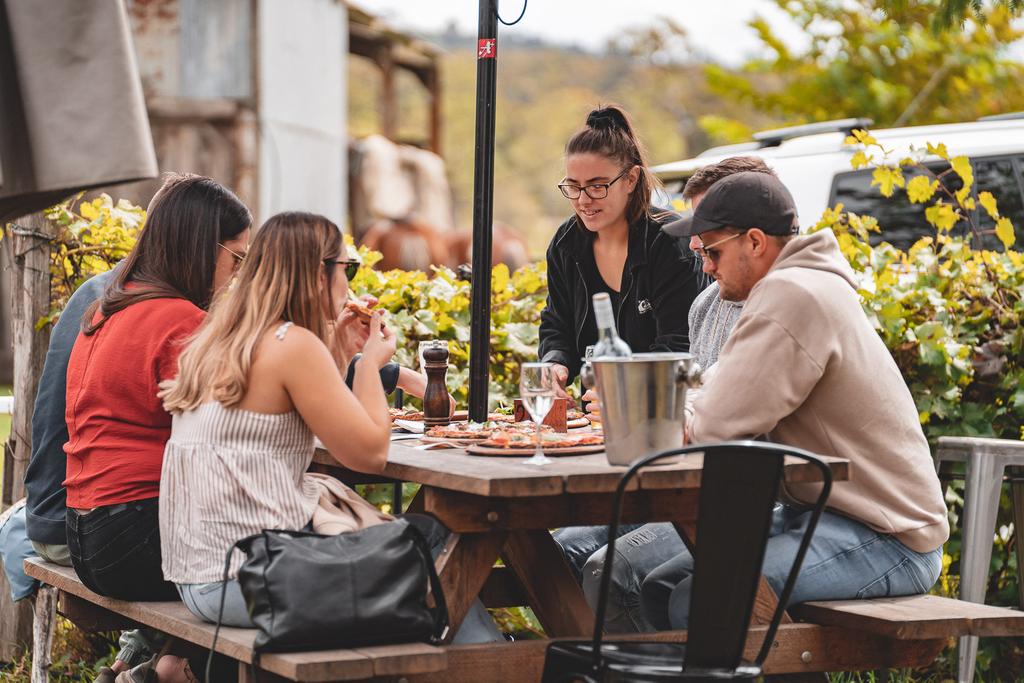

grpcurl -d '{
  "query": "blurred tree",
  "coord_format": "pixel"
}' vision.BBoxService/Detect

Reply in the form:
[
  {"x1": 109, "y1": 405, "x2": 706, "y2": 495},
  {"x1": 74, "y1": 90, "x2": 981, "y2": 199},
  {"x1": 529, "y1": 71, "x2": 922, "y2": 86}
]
[
  {"x1": 882, "y1": 0, "x2": 1024, "y2": 29},
  {"x1": 706, "y1": 0, "x2": 1024, "y2": 128}
]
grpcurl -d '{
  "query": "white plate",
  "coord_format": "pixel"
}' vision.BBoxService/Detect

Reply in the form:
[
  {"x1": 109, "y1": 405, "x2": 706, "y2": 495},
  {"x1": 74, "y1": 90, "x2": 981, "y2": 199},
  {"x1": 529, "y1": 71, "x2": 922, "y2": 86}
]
[{"x1": 394, "y1": 419, "x2": 425, "y2": 433}]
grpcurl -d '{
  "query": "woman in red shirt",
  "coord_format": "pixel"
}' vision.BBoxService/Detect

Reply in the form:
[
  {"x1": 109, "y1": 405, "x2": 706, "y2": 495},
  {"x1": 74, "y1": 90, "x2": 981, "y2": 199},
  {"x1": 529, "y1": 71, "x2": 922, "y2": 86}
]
[{"x1": 63, "y1": 173, "x2": 251, "y2": 601}]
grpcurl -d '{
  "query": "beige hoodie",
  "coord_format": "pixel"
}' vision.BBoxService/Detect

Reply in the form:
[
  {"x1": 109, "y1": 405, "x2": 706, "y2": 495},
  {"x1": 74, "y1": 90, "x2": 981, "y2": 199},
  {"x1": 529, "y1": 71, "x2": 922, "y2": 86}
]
[{"x1": 691, "y1": 230, "x2": 949, "y2": 553}]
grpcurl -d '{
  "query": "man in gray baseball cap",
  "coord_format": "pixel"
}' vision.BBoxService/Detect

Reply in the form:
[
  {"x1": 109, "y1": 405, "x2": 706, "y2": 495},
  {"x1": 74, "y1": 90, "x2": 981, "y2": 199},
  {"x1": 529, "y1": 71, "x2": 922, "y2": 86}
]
[
  {"x1": 640, "y1": 171, "x2": 949, "y2": 631},
  {"x1": 663, "y1": 171, "x2": 800, "y2": 302}
]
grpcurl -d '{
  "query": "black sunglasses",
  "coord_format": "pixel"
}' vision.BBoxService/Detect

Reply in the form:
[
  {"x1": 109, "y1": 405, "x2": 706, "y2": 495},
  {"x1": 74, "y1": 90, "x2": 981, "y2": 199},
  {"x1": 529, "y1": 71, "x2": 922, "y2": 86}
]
[{"x1": 326, "y1": 259, "x2": 361, "y2": 280}]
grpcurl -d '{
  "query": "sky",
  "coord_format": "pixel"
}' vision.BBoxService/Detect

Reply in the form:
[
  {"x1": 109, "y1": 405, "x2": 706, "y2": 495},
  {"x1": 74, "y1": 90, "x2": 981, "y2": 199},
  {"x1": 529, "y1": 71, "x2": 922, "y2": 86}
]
[{"x1": 352, "y1": 0, "x2": 809, "y2": 66}]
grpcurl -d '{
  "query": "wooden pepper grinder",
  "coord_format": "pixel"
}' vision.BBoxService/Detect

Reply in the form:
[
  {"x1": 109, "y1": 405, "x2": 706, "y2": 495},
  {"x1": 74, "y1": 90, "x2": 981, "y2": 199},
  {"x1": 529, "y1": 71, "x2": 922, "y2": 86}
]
[{"x1": 422, "y1": 343, "x2": 451, "y2": 427}]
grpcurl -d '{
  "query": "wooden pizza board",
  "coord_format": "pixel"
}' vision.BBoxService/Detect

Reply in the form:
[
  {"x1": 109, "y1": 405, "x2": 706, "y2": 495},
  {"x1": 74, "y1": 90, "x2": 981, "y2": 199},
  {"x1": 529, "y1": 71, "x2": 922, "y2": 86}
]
[{"x1": 465, "y1": 443, "x2": 605, "y2": 457}]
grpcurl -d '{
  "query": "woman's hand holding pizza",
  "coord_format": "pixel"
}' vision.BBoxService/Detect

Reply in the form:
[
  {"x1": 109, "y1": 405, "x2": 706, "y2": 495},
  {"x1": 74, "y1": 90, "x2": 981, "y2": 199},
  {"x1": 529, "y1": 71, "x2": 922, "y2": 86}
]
[{"x1": 361, "y1": 313, "x2": 396, "y2": 368}]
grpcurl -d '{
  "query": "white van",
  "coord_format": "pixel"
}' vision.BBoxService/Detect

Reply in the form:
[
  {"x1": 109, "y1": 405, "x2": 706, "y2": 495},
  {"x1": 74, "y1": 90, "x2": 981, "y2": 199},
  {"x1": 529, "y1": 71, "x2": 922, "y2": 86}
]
[{"x1": 651, "y1": 116, "x2": 1024, "y2": 249}]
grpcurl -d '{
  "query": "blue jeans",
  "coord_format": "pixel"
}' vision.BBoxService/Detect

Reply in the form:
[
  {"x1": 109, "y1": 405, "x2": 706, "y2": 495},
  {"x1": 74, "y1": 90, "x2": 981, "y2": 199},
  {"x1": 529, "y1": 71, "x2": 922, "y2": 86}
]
[
  {"x1": 642, "y1": 505, "x2": 944, "y2": 630},
  {"x1": 552, "y1": 524, "x2": 641, "y2": 583},
  {"x1": 581, "y1": 523, "x2": 687, "y2": 633}
]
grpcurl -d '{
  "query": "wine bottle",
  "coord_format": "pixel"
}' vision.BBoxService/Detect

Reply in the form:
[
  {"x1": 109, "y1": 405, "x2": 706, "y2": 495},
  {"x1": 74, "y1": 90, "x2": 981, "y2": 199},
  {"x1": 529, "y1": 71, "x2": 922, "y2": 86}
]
[{"x1": 591, "y1": 293, "x2": 632, "y2": 358}]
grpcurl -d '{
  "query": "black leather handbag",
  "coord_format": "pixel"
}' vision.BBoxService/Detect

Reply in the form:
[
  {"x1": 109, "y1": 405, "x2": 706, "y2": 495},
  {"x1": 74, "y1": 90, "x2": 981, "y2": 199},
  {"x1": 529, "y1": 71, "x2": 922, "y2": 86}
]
[{"x1": 206, "y1": 519, "x2": 449, "y2": 680}]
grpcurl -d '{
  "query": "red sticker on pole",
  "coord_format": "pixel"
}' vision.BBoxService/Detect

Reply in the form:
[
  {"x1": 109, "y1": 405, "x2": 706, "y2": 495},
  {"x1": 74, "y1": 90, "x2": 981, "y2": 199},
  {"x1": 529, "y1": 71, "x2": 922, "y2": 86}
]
[{"x1": 477, "y1": 38, "x2": 496, "y2": 59}]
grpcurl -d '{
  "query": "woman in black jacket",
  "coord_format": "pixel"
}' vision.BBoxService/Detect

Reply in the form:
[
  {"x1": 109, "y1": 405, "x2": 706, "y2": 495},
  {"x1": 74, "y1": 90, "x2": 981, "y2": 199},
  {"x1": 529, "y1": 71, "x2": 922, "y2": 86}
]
[{"x1": 540, "y1": 104, "x2": 705, "y2": 395}]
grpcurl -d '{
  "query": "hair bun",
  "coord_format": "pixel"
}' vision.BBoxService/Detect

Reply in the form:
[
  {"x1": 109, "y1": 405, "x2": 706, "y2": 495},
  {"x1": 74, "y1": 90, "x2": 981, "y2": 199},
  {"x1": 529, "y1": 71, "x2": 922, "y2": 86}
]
[{"x1": 586, "y1": 107, "x2": 625, "y2": 131}]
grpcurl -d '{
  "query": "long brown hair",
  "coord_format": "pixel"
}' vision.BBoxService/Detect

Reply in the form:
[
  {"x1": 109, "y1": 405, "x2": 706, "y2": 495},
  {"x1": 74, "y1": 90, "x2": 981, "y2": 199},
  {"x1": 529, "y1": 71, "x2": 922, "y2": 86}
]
[
  {"x1": 83, "y1": 173, "x2": 251, "y2": 334},
  {"x1": 160, "y1": 212, "x2": 344, "y2": 413},
  {"x1": 565, "y1": 104, "x2": 662, "y2": 226}
]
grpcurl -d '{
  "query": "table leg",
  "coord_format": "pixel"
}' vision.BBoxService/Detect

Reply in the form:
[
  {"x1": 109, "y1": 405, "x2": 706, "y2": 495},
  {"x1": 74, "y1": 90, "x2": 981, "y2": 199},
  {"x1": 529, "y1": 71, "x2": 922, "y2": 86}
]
[
  {"x1": 406, "y1": 484, "x2": 425, "y2": 514},
  {"x1": 957, "y1": 452, "x2": 1005, "y2": 683},
  {"x1": 752, "y1": 576, "x2": 793, "y2": 627},
  {"x1": 1010, "y1": 466, "x2": 1024, "y2": 610},
  {"x1": 501, "y1": 529, "x2": 595, "y2": 637},
  {"x1": 434, "y1": 531, "x2": 507, "y2": 643}
]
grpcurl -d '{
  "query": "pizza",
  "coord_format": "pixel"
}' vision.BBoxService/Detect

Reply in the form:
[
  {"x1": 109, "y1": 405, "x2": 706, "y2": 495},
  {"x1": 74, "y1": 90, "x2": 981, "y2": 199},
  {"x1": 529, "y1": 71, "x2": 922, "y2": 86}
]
[
  {"x1": 425, "y1": 420, "x2": 550, "y2": 440},
  {"x1": 566, "y1": 408, "x2": 587, "y2": 421},
  {"x1": 390, "y1": 408, "x2": 424, "y2": 421},
  {"x1": 344, "y1": 300, "x2": 376, "y2": 322},
  {"x1": 480, "y1": 431, "x2": 604, "y2": 449},
  {"x1": 425, "y1": 421, "x2": 497, "y2": 439}
]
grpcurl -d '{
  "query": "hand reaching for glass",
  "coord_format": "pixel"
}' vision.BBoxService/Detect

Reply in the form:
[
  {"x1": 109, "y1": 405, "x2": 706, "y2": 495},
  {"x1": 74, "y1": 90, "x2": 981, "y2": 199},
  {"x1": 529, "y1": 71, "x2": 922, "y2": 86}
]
[{"x1": 581, "y1": 388, "x2": 601, "y2": 422}]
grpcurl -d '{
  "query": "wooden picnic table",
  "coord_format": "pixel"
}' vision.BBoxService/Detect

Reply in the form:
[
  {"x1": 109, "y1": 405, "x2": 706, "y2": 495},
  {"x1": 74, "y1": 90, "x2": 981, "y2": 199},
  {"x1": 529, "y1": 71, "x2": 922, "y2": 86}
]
[{"x1": 309, "y1": 440, "x2": 925, "y2": 680}]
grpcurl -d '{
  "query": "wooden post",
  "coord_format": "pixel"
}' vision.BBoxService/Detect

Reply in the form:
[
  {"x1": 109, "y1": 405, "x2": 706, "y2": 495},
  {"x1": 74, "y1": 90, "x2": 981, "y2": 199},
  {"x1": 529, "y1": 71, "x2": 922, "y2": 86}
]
[
  {"x1": 377, "y1": 45, "x2": 396, "y2": 141},
  {"x1": 2, "y1": 213, "x2": 53, "y2": 507},
  {"x1": 0, "y1": 212, "x2": 53, "y2": 662},
  {"x1": 29, "y1": 586, "x2": 57, "y2": 683}
]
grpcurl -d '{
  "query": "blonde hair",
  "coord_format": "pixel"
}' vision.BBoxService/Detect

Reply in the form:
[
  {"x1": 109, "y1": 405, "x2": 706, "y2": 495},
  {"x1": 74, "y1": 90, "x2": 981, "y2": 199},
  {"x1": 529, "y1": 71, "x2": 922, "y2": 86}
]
[{"x1": 160, "y1": 212, "x2": 344, "y2": 413}]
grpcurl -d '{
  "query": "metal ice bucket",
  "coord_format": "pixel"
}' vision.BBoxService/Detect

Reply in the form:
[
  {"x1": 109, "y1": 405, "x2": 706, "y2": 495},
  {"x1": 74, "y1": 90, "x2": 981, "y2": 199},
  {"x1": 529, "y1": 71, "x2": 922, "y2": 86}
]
[{"x1": 580, "y1": 352, "x2": 702, "y2": 466}]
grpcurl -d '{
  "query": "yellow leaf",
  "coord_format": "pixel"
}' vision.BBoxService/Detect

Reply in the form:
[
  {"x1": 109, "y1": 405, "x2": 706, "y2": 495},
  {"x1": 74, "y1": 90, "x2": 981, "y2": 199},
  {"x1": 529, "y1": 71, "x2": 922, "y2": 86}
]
[
  {"x1": 848, "y1": 129, "x2": 877, "y2": 146},
  {"x1": 925, "y1": 203, "x2": 959, "y2": 232},
  {"x1": 995, "y1": 217, "x2": 1016, "y2": 249},
  {"x1": 491, "y1": 262, "x2": 510, "y2": 293},
  {"x1": 925, "y1": 142, "x2": 949, "y2": 160},
  {"x1": 79, "y1": 202, "x2": 99, "y2": 221},
  {"x1": 955, "y1": 186, "x2": 972, "y2": 207},
  {"x1": 950, "y1": 156, "x2": 973, "y2": 193},
  {"x1": 849, "y1": 150, "x2": 871, "y2": 170},
  {"x1": 905, "y1": 175, "x2": 938, "y2": 204},
  {"x1": 871, "y1": 166, "x2": 904, "y2": 197},
  {"x1": 978, "y1": 191, "x2": 1000, "y2": 220}
]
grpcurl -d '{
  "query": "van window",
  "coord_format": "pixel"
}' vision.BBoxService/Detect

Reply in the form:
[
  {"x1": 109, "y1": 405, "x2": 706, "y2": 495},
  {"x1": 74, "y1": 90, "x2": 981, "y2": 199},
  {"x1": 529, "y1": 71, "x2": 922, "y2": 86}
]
[
  {"x1": 974, "y1": 156, "x2": 1024, "y2": 249},
  {"x1": 829, "y1": 164, "x2": 966, "y2": 250},
  {"x1": 830, "y1": 155, "x2": 1024, "y2": 250}
]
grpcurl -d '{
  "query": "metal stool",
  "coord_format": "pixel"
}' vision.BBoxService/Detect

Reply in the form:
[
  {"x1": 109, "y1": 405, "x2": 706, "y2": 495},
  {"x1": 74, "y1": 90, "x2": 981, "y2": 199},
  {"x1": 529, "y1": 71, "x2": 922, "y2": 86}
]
[{"x1": 935, "y1": 436, "x2": 1024, "y2": 683}]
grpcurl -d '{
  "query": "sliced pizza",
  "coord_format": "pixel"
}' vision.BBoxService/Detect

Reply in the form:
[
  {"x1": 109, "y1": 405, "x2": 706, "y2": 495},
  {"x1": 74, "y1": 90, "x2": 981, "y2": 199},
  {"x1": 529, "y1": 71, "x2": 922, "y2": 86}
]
[
  {"x1": 390, "y1": 407, "x2": 424, "y2": 421},
  {"x1": 344, "y1": 300, "x2": 376, "y2": 322},
  {"x1": 481, "y1": 431, "x2": 603, "y2": 449}
]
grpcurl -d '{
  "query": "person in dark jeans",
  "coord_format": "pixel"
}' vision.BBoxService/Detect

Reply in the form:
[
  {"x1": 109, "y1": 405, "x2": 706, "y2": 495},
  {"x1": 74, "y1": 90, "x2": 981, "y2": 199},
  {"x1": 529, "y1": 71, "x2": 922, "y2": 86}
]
[
  {"x1": 60, "y1": 175, "x2": 250, "y2": 683},
  {"x1": 62, "y1": 175, "x2": 250, "y2": 609}
]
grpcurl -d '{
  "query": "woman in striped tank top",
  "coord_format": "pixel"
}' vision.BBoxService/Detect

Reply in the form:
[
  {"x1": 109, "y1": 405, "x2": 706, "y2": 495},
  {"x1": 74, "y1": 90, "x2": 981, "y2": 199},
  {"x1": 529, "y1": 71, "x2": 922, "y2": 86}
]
[{"x1": 158, "y1": 212, "x2": 502, "y2": 643}]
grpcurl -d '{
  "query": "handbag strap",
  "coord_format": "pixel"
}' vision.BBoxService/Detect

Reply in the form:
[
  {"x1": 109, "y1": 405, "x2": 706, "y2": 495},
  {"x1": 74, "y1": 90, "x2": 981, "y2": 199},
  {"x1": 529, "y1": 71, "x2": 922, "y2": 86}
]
[
  {"x1": 406, "y1": 522, "x2": 450, "y2": 643},
  {"x1": 205, "y1": 534, "x2": 258, "y2": 683}
]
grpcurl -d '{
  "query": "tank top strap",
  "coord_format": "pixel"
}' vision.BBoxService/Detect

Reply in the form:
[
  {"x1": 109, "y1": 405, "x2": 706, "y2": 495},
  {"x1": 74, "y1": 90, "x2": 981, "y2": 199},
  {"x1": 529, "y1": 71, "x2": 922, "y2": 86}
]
[{"x1": 274, "y1": 321, "x2": 294, "y2": 341}]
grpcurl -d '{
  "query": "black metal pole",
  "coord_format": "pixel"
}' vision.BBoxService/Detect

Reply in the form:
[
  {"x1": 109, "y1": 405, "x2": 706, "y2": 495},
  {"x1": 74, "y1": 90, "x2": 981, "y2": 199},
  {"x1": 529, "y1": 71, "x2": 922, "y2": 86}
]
[{"x1": 468, "y1": 0, "x2": 498, "y2": 422}]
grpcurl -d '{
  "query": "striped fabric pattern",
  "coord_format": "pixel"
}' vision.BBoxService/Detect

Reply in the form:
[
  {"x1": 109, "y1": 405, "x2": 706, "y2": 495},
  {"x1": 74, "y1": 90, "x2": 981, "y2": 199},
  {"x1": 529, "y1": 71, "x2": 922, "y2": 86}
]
[{"x1": 159, "y1": 401, "x2": 318, "y2": 583}]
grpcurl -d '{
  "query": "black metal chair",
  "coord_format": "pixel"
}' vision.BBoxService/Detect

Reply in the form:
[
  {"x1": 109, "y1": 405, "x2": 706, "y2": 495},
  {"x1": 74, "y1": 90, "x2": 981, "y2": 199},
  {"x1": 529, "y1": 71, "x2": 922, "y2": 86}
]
[{"x1": 541, "y1": 441, "x2": 833, "y2": 682}]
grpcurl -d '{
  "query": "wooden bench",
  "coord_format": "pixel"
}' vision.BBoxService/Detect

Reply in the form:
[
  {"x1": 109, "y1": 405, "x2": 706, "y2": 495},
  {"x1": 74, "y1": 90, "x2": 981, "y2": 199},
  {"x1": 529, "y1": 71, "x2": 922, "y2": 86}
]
[
  {"x1": 25, "y1": 557, "x2": 1024, "y2": 681},
  {"x1": 23, "y1": 558, "x2": 447, "y2": 682},
  {"x1": 791, "y1": 594, "x2": 1024, "y2": 640}
]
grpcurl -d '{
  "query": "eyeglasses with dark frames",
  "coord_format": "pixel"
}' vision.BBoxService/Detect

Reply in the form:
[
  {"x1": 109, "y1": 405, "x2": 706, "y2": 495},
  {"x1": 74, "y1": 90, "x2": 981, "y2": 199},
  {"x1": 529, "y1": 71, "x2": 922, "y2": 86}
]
[
  {"x1": 557, "y1": 167, "x2": 631, "y2": 200},
  {"x1": 218, "y1": 243, "x2": 246, "y2": 270},
  {"x1": 693, "y1": 231, "x2": 745, "y2": 263},
  {"x1": 325, "y1": 258, "x2": 361, "y2": 280}
]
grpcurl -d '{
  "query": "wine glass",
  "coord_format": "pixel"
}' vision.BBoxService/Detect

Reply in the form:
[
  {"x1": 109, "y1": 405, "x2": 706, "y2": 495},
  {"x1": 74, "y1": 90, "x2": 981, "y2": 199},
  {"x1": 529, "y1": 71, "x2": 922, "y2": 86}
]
[{"x1": 520, "y1": 362, "x2": 556, "y2": 466}]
